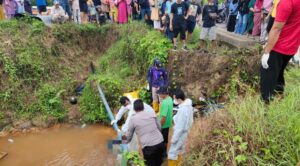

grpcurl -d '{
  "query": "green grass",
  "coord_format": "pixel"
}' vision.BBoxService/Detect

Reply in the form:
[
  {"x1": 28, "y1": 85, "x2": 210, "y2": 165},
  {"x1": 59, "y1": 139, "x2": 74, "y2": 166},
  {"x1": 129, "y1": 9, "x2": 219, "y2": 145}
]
[{"x1": 185, "y1": 67, "x2": 300, "y2": 165}]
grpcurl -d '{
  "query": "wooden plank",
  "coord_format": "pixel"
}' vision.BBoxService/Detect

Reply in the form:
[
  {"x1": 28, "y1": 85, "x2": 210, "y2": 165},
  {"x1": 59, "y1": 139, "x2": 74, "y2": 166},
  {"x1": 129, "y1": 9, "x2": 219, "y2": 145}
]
[{"x1": 0, "y1": 152, "x2": 8, "y2": 160}]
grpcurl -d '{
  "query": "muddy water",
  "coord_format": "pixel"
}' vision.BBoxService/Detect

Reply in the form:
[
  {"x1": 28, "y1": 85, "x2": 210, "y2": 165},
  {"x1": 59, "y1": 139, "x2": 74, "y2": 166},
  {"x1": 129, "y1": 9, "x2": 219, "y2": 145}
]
[{"x1": 0, "y1": 125, "x2": 117, "y2": 166}]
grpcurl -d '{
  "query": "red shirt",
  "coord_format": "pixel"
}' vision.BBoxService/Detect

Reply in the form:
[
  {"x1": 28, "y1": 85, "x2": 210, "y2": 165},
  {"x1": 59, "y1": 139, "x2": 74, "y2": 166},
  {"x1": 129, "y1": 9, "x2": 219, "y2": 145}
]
[{"x1": 273, "y1": 0, "x2": 300, "y2": 55}]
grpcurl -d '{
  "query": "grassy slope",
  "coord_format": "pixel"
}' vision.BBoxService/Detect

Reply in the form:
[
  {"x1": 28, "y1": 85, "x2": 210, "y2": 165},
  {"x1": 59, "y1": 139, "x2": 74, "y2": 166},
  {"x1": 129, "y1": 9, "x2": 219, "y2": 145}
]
[
  {"x1": 185, "y1": 67, "x2": 300, "y2": 166},
  {"x1": 0, "y1": 18, "x2": 117, "y2": 128},
  {"x1": 0, "y1": 19, "x2": 170, "y2": 128}
]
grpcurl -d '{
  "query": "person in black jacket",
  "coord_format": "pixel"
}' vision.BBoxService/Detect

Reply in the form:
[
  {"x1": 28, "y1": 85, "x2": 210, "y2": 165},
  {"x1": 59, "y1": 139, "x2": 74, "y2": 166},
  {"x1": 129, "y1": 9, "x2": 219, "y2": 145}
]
[
  {"x1": 199, "y1": 0, "x2": 218, "y2": 50},
  {"x1": 234, "y1": 0, "x2": 250, "y2": 35}
]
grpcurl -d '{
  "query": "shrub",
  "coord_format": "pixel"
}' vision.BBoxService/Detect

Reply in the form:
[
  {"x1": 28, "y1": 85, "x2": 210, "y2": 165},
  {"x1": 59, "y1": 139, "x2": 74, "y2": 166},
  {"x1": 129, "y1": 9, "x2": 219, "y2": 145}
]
[
  {"x1": 79, "y1": 75, "x2": 123, "y2": 123},
  {"x1": 35, "y1": 84, "x2": 67, "y2": 121}
]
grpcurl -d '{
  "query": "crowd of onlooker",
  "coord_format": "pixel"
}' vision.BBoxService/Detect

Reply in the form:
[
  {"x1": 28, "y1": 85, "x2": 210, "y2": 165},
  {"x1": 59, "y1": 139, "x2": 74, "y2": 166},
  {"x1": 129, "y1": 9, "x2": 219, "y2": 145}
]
[{"x1": 226, "y1": 0, "x2": 278, "y2": 44}]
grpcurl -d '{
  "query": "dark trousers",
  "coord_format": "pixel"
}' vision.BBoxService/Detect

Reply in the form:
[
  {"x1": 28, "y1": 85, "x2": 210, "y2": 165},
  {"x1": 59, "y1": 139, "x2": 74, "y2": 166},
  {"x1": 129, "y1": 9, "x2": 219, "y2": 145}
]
[
  {"x1": 267, "y1": 16, "x2": 275, "y2": 34},
  {"x1": 260, "y1": 50, "x2": 294, "y2": 102},
  {"x1": 227, "y1": 14, "x2": 237, "y2": 32},
  {"x1": 142, "y1": 142, "x2": 164, "y2": 166},
  {"x1": 161, "y1": 128, "x2": 169, "y2": 158}
]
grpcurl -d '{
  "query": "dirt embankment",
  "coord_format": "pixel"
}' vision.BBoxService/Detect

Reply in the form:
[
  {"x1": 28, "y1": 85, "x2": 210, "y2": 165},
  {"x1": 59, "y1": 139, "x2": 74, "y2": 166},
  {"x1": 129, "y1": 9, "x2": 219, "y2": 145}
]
[
  {"x1": 168, "y1": 49, "x2": 261, "y2": 101},
  {"x1": 0, "y1": 21, "x2": 119, "y2": 132}
]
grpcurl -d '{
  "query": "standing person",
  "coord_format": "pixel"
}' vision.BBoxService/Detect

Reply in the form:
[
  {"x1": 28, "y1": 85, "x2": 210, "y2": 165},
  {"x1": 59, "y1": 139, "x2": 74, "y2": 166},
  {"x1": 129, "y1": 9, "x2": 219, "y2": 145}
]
[
  {"x1": 72, "y1": 0, "x2": 81, "y2": 23},
  {"x1": 100, "y1": 0, "x2": 109, "y2": 20},
  {"x1": 235, "y1": 0, "x2": 250, "y2": 35},
  {"x1": 151, "y1": 0, "x2": 160, "y2": 29},
  {"x1": 24, "y1": 0, "x2": 32, "y2": 14},
  {"x1": 170, "y1": 0, "x2": 189, "y2": 51},
  {"x1": 245, "y1": 0, "x2": 256, "y2": 35},
  {"x1": 266, "y1": 0, "x2": 279, "y2": 33},
  {"x1": 87, "y1": 0, "x2": 96, "y2": 22},
  {"x1": 117, "y1": 0, "x2": 128, "y2": 23},
  {"x1": 168, "y1": 89, "x2": 193, "y2": 166},
  {"x1": 125, "y1": 99, "x2": 164, "y2": 166},
  {"x1": 4, "y1": 0, "x2": 17, "y2": 19},
  {"x1": 92, "y1": 0, "x2": 101, "y2": 23},
  {"x1": 199, "y1": 0, "x2": 218, "y2": 50},
  {"x1": 0, "y1": 0, "x2": 5, "y2": 20},
  {"x1": 36, "y1": 0, "x2": 47, "y2": 15},
  {"x1": 126, "y1": 0, "x2": 132, "y2": 20},
  {"x1": 147, "y1": 59, "x2": 169, "y2": 114},
  {"x1": 59, "y1": 0, "x2": 72, "y2": 19},
  {"x1": 157, "y1": 87, "x2": 173, "y2": 159},
  {"x1": 260, "y1": 0, "x2": 300, "y2": 103},
  {"x1": 163, "y1": 0, "x2": 174, "y2": 41},
  {"x1": 111, "y1": 96, "x2": 155, "y2": 151},
  {"x1": 259, "y1": 0, "x2": 272, "y2": 43},
  {"x1": 79, "y1": 0, "x2": 88, "y2": 23},
  {"x1": 131, "y1": 0, "x2": 139, "y2": 20},
  {"x1": 226, "y1": 0, "x2": 239, "y2": 32},
  {"x1": 109, "y1": 0, "x2": 118, "y2": 22},
  {"x1": 251, "y1": 0, "x2": 263, "y2": 36},
  {"x1": 15, "y1": 0, "x2": 25, "y2": 14},
  {"x1": 186, "y1": 0, "x2": 201, "y2": 41},
  {"x1": 138, "y1": 0, "x2": 151, "y2": 22}
]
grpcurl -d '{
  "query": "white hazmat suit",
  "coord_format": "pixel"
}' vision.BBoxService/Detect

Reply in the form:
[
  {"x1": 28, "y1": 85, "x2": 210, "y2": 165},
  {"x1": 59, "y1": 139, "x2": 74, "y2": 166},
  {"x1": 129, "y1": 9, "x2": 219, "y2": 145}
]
[{"x1": 168, "y1": 99, "x2": 194, "y2": 160}]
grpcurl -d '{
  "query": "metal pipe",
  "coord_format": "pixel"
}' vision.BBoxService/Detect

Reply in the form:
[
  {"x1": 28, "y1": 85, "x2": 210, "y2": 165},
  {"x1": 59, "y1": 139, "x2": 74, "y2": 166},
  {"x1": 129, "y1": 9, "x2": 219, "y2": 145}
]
[{"x1": 96, "y1": 84, "x2": 120, "y2": 132}]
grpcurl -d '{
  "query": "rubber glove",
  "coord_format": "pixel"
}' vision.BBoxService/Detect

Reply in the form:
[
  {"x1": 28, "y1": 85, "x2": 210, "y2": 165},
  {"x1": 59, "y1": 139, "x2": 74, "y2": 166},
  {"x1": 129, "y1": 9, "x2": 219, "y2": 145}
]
[
  {"x1": 261, "y1": 53, "x2": 270, "y2": 69},
  {"x1": 111, "y1": 119, "x2": 117, "y2": 125},
  {"x1": 117, "y1": 129, "x2": 122, "y2": 134}
]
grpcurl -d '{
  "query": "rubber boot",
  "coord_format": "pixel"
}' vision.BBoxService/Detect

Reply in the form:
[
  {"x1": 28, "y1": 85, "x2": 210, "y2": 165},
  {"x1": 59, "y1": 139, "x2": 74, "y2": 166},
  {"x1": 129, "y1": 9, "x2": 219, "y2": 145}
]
[
  {"x1": 168, "y1": 155, "x2": 183, "y2": 166},
  {"x1": 153, "y1": 101, "x2": 159, "y2": 114}
]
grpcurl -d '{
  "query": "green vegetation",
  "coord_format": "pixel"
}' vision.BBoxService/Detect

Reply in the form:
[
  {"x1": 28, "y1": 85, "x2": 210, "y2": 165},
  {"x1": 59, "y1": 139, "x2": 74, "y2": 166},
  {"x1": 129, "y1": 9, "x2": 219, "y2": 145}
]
[
  {"x1": 0, "y1": 18, "x2": 113, "y2": 127},
  {"x1": 185, "y1": 67, "x2": 300, "y2": 165},
  {"x1": 124, "y1": 151, "x2": 145, "y2": 166},
  {"x1": 80, "y1": 22, "x2": 171, "y2": 122},
  {"x1": 0, "y1": 19, "x2": 170, "y2": 127}
]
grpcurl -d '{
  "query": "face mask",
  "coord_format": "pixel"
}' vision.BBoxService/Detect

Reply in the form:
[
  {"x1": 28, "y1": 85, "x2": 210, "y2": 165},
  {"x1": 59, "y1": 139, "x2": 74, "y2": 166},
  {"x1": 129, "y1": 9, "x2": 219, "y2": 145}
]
[{"x1": 173, "y1": 99, "x2": 179, "y2": 105}]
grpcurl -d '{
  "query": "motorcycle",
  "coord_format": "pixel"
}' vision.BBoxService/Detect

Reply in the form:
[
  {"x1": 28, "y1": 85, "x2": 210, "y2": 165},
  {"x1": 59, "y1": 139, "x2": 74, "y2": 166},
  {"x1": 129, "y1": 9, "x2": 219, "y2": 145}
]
[{"x1": 216, "y1": 3, "x2": 227, "y2": 24}]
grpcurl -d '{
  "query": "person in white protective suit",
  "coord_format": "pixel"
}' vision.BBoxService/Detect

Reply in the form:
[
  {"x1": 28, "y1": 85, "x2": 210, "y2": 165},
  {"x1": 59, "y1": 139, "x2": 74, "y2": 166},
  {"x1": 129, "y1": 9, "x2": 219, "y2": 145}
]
[
  {"x1": 111, "y1": 96, "x2": 155, "y2": 151},
  {"x1": 168, "y1": 89, "x2": 193, "y2": 166}
]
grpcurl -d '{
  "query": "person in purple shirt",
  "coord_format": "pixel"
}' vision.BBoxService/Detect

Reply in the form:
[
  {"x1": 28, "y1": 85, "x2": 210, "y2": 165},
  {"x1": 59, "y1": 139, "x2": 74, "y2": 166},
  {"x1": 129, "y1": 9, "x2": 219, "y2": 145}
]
[
  {"x1": 147, "y1": 59, "x2": 169, "y2": 114},
  {"x1": 4, "y1": 0, "x2": 17, "y2": 19}
]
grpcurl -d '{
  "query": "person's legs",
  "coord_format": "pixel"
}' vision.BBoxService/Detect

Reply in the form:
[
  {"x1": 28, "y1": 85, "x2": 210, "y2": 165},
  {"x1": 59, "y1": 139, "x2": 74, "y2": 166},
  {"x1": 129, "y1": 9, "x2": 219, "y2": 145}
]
[
  {"x1": 275, "y1": 55, "x2": 294, "y2": 93},
  {"x1": 143, "y1": 146, "x2": 156, "y2": 166},
  {"x1": 266, "y1": 16, "x2": 274, "y2": 34},
  {"x1": 161, "y1": 128, "x2": 169, "y2": 159},
  {"x1": 152, "y1": 87, "x2": 160, "y2": 113},
  {"x1": 155, "y1": 142, "x2": 164, "y2": 166},
  {"x1": 209, "y1": 26, "x2": 217, "y2": 51},
  {"x1": 140, "y1": 8, "x2": 146, "y2": 21},
  {"x1": 260, "y1": 16, "x2": 268, "y2": 43},
  {"x1": 199, "y1": 27, "x2": 208, "y2": 49},
  {"x1": 241, "y1": 14, "x2": 248, "y2": 34},
  {"x1": 173, "y1": 26, "x2": 180, "y2": 50},
  {"x1": 66, "y1": 4, "x2": 72, "y2": 18},
  {"x1": 186, "y1": 20, "x2": 195, "y2": 42},
  {"x1": 260, "y1": 51, "x2": 284, "y2": 103},
  {"x1": 234, "y1": 15, "x2": 242, "y2": 34},
  {"x1": 168, "y1": 155, "x2": 182, "y2": 166},
  {"x1": 143, "y1": 143, "x2": 164, "y2": 166},
  {"x1": 180, "y1": 24, "x2": 187, "y2": 50}
]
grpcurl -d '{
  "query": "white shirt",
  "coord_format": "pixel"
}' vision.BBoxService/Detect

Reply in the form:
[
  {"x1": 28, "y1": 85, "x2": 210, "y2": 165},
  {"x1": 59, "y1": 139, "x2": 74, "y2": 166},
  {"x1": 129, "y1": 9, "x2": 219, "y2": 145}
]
[
  {"x1": 115, "y1": 100, "x2": 155, "y2": 132},
  {"x1": 50, "y1": 6, "x2": 66, "y2": 16}
]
